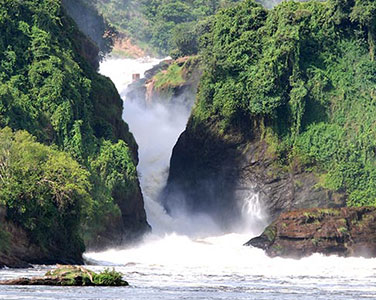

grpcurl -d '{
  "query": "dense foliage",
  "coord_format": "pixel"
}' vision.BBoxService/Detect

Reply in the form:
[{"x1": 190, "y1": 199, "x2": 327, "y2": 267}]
[
  {"x1": 0, "y1": 128, "x2": 89, "y2": 254},
  {"x1": 83, "y1": 0, "x2": 241, "y2": 55},
  {"x1": 0, "y1": 0, "x2": 140, "y2": 250},
  {"x1": 193, "y1": 0, "x2": 376, "y2": 207}
]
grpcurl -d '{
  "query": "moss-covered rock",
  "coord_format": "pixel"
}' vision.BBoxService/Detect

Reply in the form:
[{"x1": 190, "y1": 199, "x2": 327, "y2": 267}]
[
  {"x1": 0, "y1": 266, "x2": 128, "y2": 286},
  {"x1": 126, "y1": 56, "x2": 202, "y2": 109}
]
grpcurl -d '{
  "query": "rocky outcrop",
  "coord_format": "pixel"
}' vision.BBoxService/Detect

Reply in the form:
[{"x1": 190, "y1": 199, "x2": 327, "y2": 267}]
[
  {"x1": 246, "y1": 207, "x2": 376, "y2": 258},
  {"x1": 126, "y1": 56, "x2": 202, "y2": 109},
  {"x1": 0, "y1": 265, "x2": 128, "y2": 286},
  {"x1": 125, "y1": 59, "x2": 173, "y2": 104},
  {"x1": 164, "y1": 118, "x2": 345, "y2": 229}
]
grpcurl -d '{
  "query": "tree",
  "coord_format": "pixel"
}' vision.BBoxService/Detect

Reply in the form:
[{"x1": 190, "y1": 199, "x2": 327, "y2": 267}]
[{"x1": 0, "y1": 127, "x2": 91, "y2": 252}]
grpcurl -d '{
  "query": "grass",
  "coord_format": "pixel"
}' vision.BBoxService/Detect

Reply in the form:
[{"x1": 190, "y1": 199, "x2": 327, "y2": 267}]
[{"x1": 154, "y1": 63, "x2": 185, "y2": 90}]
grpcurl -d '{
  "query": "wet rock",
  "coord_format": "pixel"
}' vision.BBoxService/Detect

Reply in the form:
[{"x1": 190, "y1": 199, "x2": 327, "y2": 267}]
[
  {"x1": 245, "y1": 207, "x2": 376, "y2": 258},
  {"x1": 0, "y1": 266, "x2": 129, "y2": 286},
  {"x1": 164, "y1": 118, "x2": 345, "y2": 229}
]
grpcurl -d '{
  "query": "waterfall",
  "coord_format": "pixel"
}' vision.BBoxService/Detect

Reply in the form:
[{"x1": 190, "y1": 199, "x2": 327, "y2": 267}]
[{"x1": 97, "y1": 56, "x2": 267, "y2": 238}]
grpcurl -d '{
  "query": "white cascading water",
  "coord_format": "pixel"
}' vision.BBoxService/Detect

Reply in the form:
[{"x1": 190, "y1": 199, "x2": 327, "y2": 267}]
[
  {"x1": 86, "y1": 55, "x2": 269, "y2": 259},
  {"x1": 97, "y1": 56, "x2": 255, "y2": 237},
  {"x1": 82, "y1": 57, "x2": 376, "y2": 299}
]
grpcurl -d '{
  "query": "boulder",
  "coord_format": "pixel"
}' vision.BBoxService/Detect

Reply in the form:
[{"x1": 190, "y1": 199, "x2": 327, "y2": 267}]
[{"x1": 245, "y1": 207, "x2": 376, "y2": 258}]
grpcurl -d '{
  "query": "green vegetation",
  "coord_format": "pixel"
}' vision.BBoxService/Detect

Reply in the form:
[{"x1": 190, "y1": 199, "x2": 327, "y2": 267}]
[
  {"x1": 92, "y1": 268, "x2": 127, "y2": 286},
  {"x1": 148, "y1": 55, "x2": 202, "y2": 104},
  {"x1": 82, "y1": 0, "x2": 241, "y2": 56},
  {"x1": 192, "y1": 0, "x2": 376, "y2": 207},
  {"x1": 154, "y1": 63, "x2": 185, "y2": 90},
  {"x1": 264, "y1": 225, "x2": 276, "y2": 242},
  {"x1": 0, "y1": 128, "x2": 89, "y2": 253},
  {"x1": 45, "y1": 266, "x2": 128, "y2": 286},
  {"x1": 0, "y1": 0, "x2": 142, "y2": 254}
]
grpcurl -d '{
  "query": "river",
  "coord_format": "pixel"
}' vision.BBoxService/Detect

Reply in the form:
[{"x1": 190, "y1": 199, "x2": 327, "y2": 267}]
[{"x1": 0, "y1": 57, "x2": 376, "y2": 300}]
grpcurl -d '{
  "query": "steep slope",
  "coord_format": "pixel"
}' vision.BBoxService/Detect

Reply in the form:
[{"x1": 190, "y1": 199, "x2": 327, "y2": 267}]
[
  {"x1": 164, "y1": 0, "x2": 376, "y2": 229},
  {"x1": 0, "y1": 0, "x2": 149, "y2": 265},
  {"x1": 61, "y1": 0, "x2": 114, "y2": 65}
]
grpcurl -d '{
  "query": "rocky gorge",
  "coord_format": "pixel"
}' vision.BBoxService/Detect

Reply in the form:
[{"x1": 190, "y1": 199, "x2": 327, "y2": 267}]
[{"x1": 1, "y1": 0, "x2": 376, "y2": 271}]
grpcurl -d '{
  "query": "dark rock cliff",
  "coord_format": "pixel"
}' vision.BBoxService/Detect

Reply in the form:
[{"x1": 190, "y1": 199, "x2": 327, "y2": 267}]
[{"x1": 164, "y1": 118, "x2": 345, "y2": 230}]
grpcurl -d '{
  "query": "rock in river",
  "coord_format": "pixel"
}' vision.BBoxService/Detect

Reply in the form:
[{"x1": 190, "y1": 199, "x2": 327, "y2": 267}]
[
  {"x1": 0, "y1": 265, "x2": 129, "y2": 286},
  {"x1": 246, "y1": 207, "x2": 376, "y2": 258}
]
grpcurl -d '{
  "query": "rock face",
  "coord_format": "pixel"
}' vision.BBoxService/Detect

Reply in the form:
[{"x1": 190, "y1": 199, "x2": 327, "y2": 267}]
[
  {"x1": 86, "y1": 180, "x2": 150, "y2": 251},
  {"x1": 112, "y1": 34, "x2": 146, "y2": 58},
  {"x1": 0, "y1": 215, "x2": 83, "y2": 268},
  {"x1": 164, "y1": 118, "x2": 345, "y2": 229},
  {"x1": 246, "y1": 207, "x2": 376, "y2": 258},
  {"x1": 69, "y1": 21, "x2": 150, "y2": 252},
  {"x1": 65, "y1": 3, "x2": 150, "y2": 250}
]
